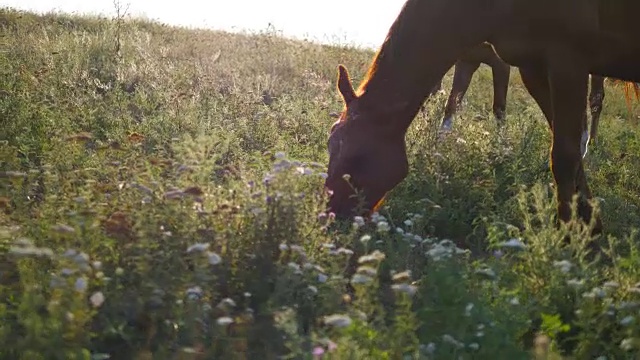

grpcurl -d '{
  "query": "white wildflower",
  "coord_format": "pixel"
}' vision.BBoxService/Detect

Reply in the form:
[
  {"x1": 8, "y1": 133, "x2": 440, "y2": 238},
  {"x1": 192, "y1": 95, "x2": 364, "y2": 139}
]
[
  {"x1": 475, "y1": 267, "x2": 497, "y2": 280},
  {"x1": 318, "y1": 273, "x2": 328, "y2": 283},
  {"x1": 52, "y1": 224, "x2": 76, "y2": 234},
  {"x1": 358, "y1": 250, "x2": 386, "y2": 264},
  {"x1": 370, "y1": 212, "x2": 385, "y2": 223},
  {"x1": 75, "y1": 277, "x2": 87, "y2": 292},
  {"x1": 603, "y1": 281, "x2": 620, "y2": 289},
  {"x1": 74, "y1": 252, "x2": 90, "y2": 264},
  {"x1": 90, "y1": 292, "x2": 105, "y2": 308},
  {"x1": 216, "y1": 316, "x2": 234, "y2": 326},
  {"x1": 426, "y1": 244, "x2": 453, "y2": 261},
  {"x1": 618, "y1": 302, "x2": 640, "y2": 310},
  {"x1": 442, "y1": 334, "x2": 464, "y2": 349},
  {"x1": 323, "y1": 314, "x2": 352, "y2": 328},
  {"x1": 620, "y1": 316, "x2": 635, "y2": 326},
  {"x1": 288, "y1": 262, "x2": 302, "y2": 274},
  {"x1": 357, "y1": 266, "x2": 377, "y2": 277},
  {"x1": 465, "y1": 303, "x2": 474, "y2": 317},
  {"x1": 422, "y1": 343, "x2": 436, "y2": 354},
  {"x1": 498, "y1": 238, "x2": 527, "y2": 250},
  {"x1": 582, "y1": 290, "x2": 598, "y2": 299},
  {"x1": 186, "y1": 243, "x2": 210, "y2": 253},
  {"x1": 351, "y1": 274, "x2": 374, "y2": 284},
  {"x1": 567, "y1": 278, "x2": 584, "y2": 288},
  {"x1": 421, "y1": 237, "x2": 434, "y2": 245},
  {"x1": 620, "y1": 338, "x2": 635, "y2": 351},
  {"x1": 391, "y1": 283, "x2": 417, "y2": 296},
  {"x1": 296, "y1": 166, "x2": 312, "y2": 175},
  {"x1": 186, "y1": 286, "x2": 203, "y2": 300},
  {"x1": 208, "y1": 252, "x2": 222, "y2": 265},
  {"x1": 336, "y1": 247, "x2": 354, "y2": 256},
  {"x1": 218, "y1": 298, "x2": 236, "y2": 309},
  {"x1": 553, "y1": 260, "x2": 573, "y2": 273},
  {"x1": 63, "y1": 249, "x2": 77, "y2": 257},
  {"x1": 376, "y1": 221, "x2": 390, "y2": 233},
  {"x1": 392, "y1": 270, "x2": 412, "y2": 283},
  {"x1": 591, "y1": 287, "x2": 606, "y2": 298}
]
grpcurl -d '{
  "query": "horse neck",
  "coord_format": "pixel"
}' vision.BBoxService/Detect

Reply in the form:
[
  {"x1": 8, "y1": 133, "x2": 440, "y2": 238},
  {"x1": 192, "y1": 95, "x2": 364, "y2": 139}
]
[
  {"x1": 355, "y1": 51, "x2": 452, "y2": 135},
  {"x1": 354, "y1": 0, "x2": 493, "y2": 134}
]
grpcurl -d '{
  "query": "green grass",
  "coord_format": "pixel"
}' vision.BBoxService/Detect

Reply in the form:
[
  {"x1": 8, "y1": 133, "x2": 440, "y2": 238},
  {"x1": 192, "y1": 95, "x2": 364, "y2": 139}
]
[{"x1": 2, "y1": 7, "x2": 640, "y2": 359}]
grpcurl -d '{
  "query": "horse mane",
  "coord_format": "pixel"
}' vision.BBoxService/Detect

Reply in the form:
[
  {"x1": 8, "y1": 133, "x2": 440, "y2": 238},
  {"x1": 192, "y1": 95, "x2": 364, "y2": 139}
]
[
  {"x1": 353, "y1": 0, "x2": 419, "y2": 98},
  {"x1": 356, "y1": 50, "x2": 381, "y2": 96}
]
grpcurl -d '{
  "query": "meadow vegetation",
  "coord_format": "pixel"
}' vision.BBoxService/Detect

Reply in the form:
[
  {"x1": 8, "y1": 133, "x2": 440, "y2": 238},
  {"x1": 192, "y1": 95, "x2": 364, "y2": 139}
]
[{"x1": 3, "y1": 7, "x2": 640, "y2": 359}]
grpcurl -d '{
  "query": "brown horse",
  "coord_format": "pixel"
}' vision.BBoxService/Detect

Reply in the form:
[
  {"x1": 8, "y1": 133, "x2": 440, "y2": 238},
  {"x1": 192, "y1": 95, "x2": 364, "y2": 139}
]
[
  {"x1": 434, "y1": 43, "x2": 607, "y2": 145},
  {"x1": 325, "y1": 0, "x2": 640, "y2": 234}
]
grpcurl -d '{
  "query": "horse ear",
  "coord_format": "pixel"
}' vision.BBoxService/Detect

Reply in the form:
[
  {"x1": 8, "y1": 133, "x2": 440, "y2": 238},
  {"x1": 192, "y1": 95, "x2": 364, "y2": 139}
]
[{"x1": 337, "y1": 65, "x2": 357, "y2": 105}]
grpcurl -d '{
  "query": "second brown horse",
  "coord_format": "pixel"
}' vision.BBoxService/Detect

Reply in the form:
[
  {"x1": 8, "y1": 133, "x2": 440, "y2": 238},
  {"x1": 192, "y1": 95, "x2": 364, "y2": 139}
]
[{"x1": 434, "y1": 43, "x2": 606, "y2": 144}]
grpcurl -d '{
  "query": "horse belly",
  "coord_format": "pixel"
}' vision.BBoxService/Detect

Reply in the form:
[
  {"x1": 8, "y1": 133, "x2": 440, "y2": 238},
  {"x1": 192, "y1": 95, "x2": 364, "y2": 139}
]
[{"x1": 592, "y1": 57, "x2": 640, "y2": 83}]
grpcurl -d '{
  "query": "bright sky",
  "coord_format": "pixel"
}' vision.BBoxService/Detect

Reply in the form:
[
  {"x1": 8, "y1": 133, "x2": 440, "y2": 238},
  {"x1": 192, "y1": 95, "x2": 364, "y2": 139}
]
[{"x1": 1, "y1": 0, "x2": 407, "y2": 49}]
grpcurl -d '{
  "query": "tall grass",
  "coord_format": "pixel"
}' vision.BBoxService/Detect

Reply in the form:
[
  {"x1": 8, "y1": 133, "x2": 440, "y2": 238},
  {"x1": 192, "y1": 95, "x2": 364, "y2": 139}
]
[{"x1": 2, "y1": 7, "x2": 640, "y2": 359}]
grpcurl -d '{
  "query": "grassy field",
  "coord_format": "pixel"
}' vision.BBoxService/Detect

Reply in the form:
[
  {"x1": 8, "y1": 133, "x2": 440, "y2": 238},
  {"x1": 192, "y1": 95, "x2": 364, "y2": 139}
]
[{"x1": 2, "y1": 7, "x2": 640, "y2": 359}]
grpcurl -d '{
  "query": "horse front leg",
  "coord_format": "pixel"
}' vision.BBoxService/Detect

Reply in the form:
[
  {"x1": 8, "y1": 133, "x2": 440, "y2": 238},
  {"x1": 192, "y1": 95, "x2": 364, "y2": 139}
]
[
  {"x1": 547, "y1": 51, "x2": 600, "y2": 231},
  {"x1": 489, "y1": 59, "x2": 511, "y2": 125},
  {"x1": 521, "y1": 62, "x2": 603, "y2": 244}
]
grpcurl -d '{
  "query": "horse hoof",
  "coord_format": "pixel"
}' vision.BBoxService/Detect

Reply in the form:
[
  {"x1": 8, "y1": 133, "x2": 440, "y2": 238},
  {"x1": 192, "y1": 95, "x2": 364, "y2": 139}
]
[{"x1": 440, "y1": 116, "x2": 453, "y2": 131}]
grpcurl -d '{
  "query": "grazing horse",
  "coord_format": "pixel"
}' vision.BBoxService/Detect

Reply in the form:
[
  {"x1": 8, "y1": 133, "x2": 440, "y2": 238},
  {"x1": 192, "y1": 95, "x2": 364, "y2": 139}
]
[
  {"x1": 435, "y1": 43, "x2": 607, "y2": 145},
  {"x1": 325, "y1": 0, "x2": 640, "y2": 235}
]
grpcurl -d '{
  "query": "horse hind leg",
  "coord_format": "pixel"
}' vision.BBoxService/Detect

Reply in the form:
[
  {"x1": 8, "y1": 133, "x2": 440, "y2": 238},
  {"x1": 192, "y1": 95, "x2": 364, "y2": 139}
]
[
  {"x1": 588, "y1": 75, "x2": 605, "y2": 146},
  {"x1": 441, "y1": 60, "x2": 480, "y2": 131}
]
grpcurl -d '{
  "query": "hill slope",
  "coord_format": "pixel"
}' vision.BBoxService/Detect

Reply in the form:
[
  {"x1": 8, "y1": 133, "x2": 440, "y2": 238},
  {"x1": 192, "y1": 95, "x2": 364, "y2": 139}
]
[{"x1": 2, "y1": 8, "x2": 640, "y2": 359}]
